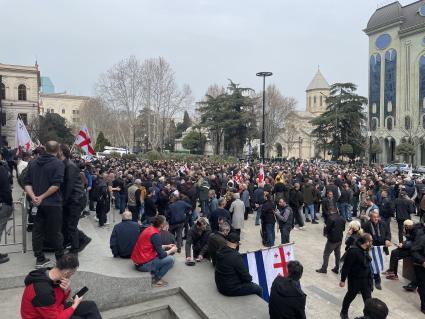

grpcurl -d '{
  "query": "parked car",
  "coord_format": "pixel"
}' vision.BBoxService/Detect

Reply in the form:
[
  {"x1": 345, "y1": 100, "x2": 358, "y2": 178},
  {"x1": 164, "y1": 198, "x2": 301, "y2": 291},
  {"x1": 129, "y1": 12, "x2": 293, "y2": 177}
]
[
  {"x1": 383, "y1": 163, "x2": 411, "y2": 173},
  {"x1": 413, "y1": 166, "x2": 425, "y2": 174}
]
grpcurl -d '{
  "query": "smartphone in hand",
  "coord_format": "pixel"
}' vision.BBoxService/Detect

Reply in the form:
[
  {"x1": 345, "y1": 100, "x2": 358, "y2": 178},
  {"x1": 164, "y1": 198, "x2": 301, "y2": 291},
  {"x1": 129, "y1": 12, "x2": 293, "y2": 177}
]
[{"x1": 72, "y1": 286, "x2": 89, "y2": 299}]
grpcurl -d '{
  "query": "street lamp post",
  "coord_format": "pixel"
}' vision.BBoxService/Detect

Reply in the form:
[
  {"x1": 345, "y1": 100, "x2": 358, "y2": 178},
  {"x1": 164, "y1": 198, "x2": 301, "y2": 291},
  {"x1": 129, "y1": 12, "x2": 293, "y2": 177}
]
[{"x1": 256, "y1": 71, "x2": 273, "y2": 163}]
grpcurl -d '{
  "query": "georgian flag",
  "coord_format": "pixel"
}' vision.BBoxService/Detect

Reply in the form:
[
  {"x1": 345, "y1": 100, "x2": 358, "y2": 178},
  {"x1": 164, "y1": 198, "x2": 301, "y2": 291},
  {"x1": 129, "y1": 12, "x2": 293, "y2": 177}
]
[
  {"x1": 15, "y1": 115, "x2": 32, "y2": 152},
  {"x1": 74, "y1": 125, "x2": 95, "y2": 155},
  {"x1": 242, "y1": 244, "x2": 295, "y2": 302},
  {"x1": 370, "y1": 245, "x2": 385, "y2": 275}
]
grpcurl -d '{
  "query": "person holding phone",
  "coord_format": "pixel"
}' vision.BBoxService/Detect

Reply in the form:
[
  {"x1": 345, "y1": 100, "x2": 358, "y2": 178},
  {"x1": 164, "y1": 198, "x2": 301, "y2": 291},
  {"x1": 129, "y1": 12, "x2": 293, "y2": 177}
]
[{"x1": 21, "y1": 254, "x2": 101, "y2": 319}]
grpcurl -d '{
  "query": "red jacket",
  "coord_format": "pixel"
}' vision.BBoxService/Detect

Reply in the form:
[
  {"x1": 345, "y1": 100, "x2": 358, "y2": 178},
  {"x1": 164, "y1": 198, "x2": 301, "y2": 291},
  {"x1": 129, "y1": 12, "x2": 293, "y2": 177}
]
[
  {"x1": 21, "y1": 269, "x2": 74, "y2": 319},
  {"x1": 131, "y1": 225, "x2": 160, "y2": 265}
]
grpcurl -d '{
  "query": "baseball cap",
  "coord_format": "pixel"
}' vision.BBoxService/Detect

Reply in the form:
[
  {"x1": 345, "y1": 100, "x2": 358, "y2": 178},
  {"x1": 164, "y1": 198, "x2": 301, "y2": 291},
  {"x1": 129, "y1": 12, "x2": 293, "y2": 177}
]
[{"x1": 227, "y1": 232, "x2": 240, "y2": 244}]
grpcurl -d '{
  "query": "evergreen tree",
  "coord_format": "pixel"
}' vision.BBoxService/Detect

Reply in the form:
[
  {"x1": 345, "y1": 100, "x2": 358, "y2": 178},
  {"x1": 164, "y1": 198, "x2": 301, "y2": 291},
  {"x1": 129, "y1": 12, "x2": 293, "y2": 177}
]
[
  {"x1": 197, "y1": 80, "x2": 256, "y2": 156},
  {"x1": 310, "y1": 83, "x2": 367, "y2": 160},
  {"x1": 94, "y1": 131, "x2": 111, "y2": 152},
  {"x1": 175, "y1": 111, "x2": 192, "y2": 138},
  {"x1": 182, "y1": 130, "x2": 206, "y2": 154},
  {"x1": 38, "y1": 113, "x2": 74, "y2": 145}
]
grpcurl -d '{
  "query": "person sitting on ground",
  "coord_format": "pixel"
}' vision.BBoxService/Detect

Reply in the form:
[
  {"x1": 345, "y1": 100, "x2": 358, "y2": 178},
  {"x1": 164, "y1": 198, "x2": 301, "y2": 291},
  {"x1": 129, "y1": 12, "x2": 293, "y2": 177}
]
[
  {"x1": 160, "y1": 221, "x2": 177, "y2": 246},
  {"x1": 269, "y1": 260, "x2": 307, "y2": 319},
  {"x1": 131, "y1": 215, "x2": 177, "y2": 287},
  {"x1": 20, "y1": 254, "x2": 101, "y2": 319},
  {"x1": 354, "y1": 298, "x2": 389, "y2": 319},
  {"x1": 185, "y1": 217, "x2": 211, "y2": 262},
  {"x1": 110, "y1": 210, "x2": 140, "y2": 258},
  {"x1": 208, "y1": 222, "x2": 231, "y2": 266},
  {"x1": 214, "y1": 232, "x2": 262, "y2": 297}
]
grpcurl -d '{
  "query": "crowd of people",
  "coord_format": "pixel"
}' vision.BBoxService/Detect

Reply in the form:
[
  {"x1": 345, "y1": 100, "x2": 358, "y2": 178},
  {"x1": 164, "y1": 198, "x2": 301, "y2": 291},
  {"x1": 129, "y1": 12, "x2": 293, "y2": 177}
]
[{"x1": 3, "y1": 140, "x2": 425, "y2": 318}]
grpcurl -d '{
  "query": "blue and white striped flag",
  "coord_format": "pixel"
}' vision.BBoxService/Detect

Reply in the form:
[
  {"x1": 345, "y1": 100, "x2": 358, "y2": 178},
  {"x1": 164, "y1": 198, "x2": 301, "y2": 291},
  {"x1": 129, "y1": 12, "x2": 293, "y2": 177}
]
[
  {"x1": 242, "y1": 244, "x2": 295, "y2": 302},
  {"x1": 370, "y1": 245, "x2": 385, "y2": 275}
]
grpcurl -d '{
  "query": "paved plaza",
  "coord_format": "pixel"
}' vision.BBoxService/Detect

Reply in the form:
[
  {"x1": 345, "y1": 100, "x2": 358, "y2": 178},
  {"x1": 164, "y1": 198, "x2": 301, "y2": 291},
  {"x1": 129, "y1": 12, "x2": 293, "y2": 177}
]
[{"x1": 0, "y1": 181, "x2": 422, "y2": 318}]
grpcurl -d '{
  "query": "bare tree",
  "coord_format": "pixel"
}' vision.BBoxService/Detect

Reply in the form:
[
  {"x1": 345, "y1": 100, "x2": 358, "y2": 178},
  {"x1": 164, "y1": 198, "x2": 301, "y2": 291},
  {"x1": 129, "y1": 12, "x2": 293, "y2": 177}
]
[
  {"x1": 256, "y1": 84, "x2": 296, "y2": 157},
  {"x1": 96, "y1": 56, "x2": 144, "y2": 151}
]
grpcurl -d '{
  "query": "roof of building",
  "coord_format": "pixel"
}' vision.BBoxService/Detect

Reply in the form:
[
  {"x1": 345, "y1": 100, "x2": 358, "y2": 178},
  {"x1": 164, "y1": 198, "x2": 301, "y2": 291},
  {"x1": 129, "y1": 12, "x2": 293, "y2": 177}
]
[
  {"x1": 41, "y1": 92, "x2": 90, "y2": 100},
  {"x1": 306, "y1": 69, "x2": 330, "y2": 91},
  {"x1": 0, "y1": 63, "x2": 39, "y2": 74},
  {"x1": 365, "y1": 0, "x2": 425, "y2": 36}
]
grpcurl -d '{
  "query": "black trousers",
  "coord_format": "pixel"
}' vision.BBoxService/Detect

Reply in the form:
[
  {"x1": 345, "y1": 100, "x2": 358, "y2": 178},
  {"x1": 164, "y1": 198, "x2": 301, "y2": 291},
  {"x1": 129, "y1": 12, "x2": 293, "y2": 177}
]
[
  {"x1": 63, "y1": 203, "x2": 89, "y2": 253},
  {"x1": 397, "y1": 220, "x2": 405, "y2": 243},
  {"x1": 33, "y1": 206, "x2": 64, "y2": 259},
  {"x1": 128, "y1": 205, "x2": 140, "y2": 222},
  {"x1": 415, "y1": 265, "x2": 425, "y2": 310},
  {"x1": 66, "y1": 300, "x2": 102, "y2": 319},
  {"x1": 244, "y1": 207, "x2": 250, "y2": 220},
  {"x1": 341, "y1": 278, "x2": 372, "y2": 315},
  {"x1": 219, "y1": 282, "x2": 263, "y2": 298},
  {"x1": 389, "y1": 248, "x2": 410, "y2": 275}
]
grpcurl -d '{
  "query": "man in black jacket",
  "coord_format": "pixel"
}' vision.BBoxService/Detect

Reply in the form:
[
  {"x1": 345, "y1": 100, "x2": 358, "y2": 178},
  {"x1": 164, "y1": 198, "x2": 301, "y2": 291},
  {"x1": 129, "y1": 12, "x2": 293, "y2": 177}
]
[
  {"x1": 215, "y1": 232, "x2": 262, "y2": 297},
  {"x1": 289, "y1": 183, "x2": 304, "y2": 229},
  {"x1": 58, "y1": 145, "x2": 91, "y2": 254},
  {"x1": 25, "y1": 141, "x2": 65, "y2": 268},
  {"x1": 380, "y1": 191, "x2": 394, "y2": 227},
  {"x1": 110, "y1": 211, "x2": 140, "y2": 258},
  {"x1": 185, "y1": 218, "x2": 211, "y2": 262},
  {"x1": 394, "y1": 191, "x2": 416, "y2": 243},
  {"x1": 208, "y1": 222, "x2": 230, "y2": 266},
  {"x1": 0, "y1": 158, "x2": 12, "y2": 264},
  {"x1": 363, "y1": 212, "x2": 391, "y2": 290},
  {"x1": 269, "y1": 260, "x2": 306, "y2": 319},
  {"x1": 411, "y1": 233, "x2": 425, "y2": 313},
  {"x1": 209, "y1": 198, "x2": 231, "y2": 232},
  {"x1": 316, "y1": 207, "x2": 345, "y2": 274},
  {"x1": 339, "y1": 233, "x2": 373, "y2": 319}
]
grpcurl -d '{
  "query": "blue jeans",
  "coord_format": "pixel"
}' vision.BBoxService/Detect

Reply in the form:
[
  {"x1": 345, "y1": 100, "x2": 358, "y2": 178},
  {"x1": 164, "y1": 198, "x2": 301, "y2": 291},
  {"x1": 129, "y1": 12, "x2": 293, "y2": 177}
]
[
  {"x1": 265, "y1": 223, "x2": 275, "y2": 247},
  {"x1": 136, "y1": 255, "x2": 175, "y2": 281},
  {"x1": 255, "y1": 205, "x2": 262, "y2": 225},
  {"x1": 304, "y1": 204, "x2": 316, "y2": 220},
  {"x1": 339, "y1": 203, "x2": 352, "y2": 221}
]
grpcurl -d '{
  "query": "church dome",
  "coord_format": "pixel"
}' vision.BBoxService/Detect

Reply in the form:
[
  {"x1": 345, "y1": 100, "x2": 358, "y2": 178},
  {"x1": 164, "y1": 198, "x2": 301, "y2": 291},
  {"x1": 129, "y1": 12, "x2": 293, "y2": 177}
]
[{"x1": 306, "y1": 69, "x2": 329, "y2": 91}]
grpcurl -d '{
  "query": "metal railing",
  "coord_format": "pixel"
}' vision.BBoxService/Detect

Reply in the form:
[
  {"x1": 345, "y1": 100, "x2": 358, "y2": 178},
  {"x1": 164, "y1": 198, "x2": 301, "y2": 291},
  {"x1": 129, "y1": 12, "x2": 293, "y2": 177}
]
[{"x1": 0, "y1": 196, "x2": 27, "y2": 253}]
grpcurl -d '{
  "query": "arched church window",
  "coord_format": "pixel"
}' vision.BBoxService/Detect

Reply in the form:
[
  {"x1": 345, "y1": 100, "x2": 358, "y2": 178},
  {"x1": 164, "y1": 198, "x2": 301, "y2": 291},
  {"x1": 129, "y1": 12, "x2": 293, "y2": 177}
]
[
  {"x1": 0, "y1": 83, "x2": 5, "y2": 100},
  {"x1": 309, "y1": 96, "x2": 311, "y2": 108},
  {"x1": 386, "y1": 117, "x2": 393, "y2": 130},
  {"x1": 320, "y1": 96, "x2": 323, "y2": 106},
  {"x1": 384, "y1": 49, "x2": 396, "y2": 114},
  {"x1": 313, "y1": 96, "x2": 316, "y2": 105},
  {"x1": 405, "y1": 116, "x2": 411, "y2": 130},
  {"x1": 371, "y1": 118, "x2": 378, "y2": 131}
]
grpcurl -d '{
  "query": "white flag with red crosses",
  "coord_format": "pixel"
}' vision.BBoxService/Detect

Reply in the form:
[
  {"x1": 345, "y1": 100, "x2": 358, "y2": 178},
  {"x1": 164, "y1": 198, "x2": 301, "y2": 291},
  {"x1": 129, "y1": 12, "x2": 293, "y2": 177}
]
[
  {"x1": 74, "y1": 125, "x2": 95, "y2": 155},
  {"x1": 242, "y1": 244, "x2": 295, "y2": 302}
]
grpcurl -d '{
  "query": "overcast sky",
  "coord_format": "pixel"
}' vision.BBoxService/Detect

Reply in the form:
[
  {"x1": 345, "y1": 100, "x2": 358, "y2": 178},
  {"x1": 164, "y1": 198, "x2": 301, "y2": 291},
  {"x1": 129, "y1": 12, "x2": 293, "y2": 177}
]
[{"x1": 0, "y1": 0, "x2": 415, "y2": 111}]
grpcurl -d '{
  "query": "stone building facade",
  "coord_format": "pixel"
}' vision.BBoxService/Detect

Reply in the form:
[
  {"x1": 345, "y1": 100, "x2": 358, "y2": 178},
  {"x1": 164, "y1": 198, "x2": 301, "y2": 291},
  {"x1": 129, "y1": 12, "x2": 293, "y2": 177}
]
[
  {"x1": 365, "y1": 0, "x2": 425, "y2": 165},
  {"x1": 0, "y1": 63, "x2": 40, "y2": 146},
  {"x1": 40, "y1": 93, "x2": 90, "y2": 130}
]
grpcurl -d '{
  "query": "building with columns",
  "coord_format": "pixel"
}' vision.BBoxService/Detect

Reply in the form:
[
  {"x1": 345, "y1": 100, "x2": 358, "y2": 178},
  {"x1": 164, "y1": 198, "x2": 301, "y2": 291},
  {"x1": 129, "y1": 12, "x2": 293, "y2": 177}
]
[
  {"x1": 365, "y1": 0, "x2": 425, "y2": 165},
  {"x1": 0, "y1": 63, "x2": 40, "y2": 146},
  {"x1": 272, "y1": 69, "x2": 330, "y2": 159}
]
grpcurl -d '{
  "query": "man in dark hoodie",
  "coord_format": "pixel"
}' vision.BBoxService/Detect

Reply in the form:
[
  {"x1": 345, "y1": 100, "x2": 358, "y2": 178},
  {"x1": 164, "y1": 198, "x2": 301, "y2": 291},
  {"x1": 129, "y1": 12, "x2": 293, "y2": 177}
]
[
  {"x1": 20, "y1": 254, "x2": 101, "y2": 319},
  {"x1": 215, "y1": 232, "x2": 262, "y2": 297},
  {"x1": 269, "y1": 260, "x2": 307, "y2": 319},
  {"x1": 58, "y1": 144, "x2": 91, "y2": 255},
  {"x1": 24, "y1": 141, "x2": 65, "y2": 268}
]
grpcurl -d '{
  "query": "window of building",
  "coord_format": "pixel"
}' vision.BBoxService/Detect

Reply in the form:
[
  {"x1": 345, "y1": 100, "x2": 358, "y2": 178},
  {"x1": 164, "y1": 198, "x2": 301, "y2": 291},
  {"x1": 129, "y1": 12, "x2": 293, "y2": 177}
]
[
  {"x1": 313, "y1": 96, "x2": 316, "y2": 105},
  {"x1": 18, "y1": 113, "x2": 28, "y2": 125},
  {"x1": 386, "y1": 117, "x2": 393, "y2": 130},
  {"x1": 309, "y1": 96, "x2": 311, "y2": 108},
  {"x1": 384, "y1": 49, "x2": 397, "y2": 115},
  {"x1": 371, "y1": 117, "x2": 378, "y2": 131},
  {"x1": 0, "y1": 83, "x2": 5, "y2": 100},
  {"x1": 18, "y1": 84, "x2": 27, "y2": 101},
  {"x1": 0, "y1": 112, "x2": 5, "y2": 126},
  {"x1": 405, "y1": 116, "x2": 411, "y2": 130},
  {"x1": 370, "y1": 53, "x2": 381, "y2": 125},
  {"x1": 320, "y1": 96, "x2": 323, "y2": 107},
  {"x1": 62, "y1": 109, "x2": 65, "y2": 114},
  {"x1": 72, "y1": 110, "x2": 79, "y2": 115}
]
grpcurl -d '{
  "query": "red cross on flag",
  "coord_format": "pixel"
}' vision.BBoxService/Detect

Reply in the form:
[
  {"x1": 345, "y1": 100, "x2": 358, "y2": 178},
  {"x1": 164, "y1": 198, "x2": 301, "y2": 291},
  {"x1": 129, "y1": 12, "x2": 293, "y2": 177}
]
[
  {"x1": 242, "y1": 243, "x2": 295, "y2": 302},
  {"x1": 74, "y1": 125, "x2": 95, "y2": 155},
  {"x1": 15, "y1": 115, "x2": 32, "y2": 152}
]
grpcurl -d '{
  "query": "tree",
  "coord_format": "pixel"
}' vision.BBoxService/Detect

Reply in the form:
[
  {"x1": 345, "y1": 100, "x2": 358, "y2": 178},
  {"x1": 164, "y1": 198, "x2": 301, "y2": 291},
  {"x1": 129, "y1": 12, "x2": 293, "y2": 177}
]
[
  {"x1": 94, "y1": 132, "x2": 111, "y2": 152},
  {"x1": 182, "y1": 129, "x2": 206, "y2": 155},
  {"x1": 256, "y1": 84, "x2": 296, "y2": 157},
  {"x1": 310, "y1": 83, "x2": 367, "y2": 160},
  {"x1": 197, "y1": 80, "x2": 257, "y2": 156},
  {"x1": 396, "y1": 142, "x2": 415, "y2": 163},
  {"x1": 176, "y1": 111, "x2": 192, "y2": 138},
  {"x1": 340, "y1": 144, "x2": 354, "y2": 158},
  {"x1": 38, "y1": 113, "x2": 74, "y2": 145}
]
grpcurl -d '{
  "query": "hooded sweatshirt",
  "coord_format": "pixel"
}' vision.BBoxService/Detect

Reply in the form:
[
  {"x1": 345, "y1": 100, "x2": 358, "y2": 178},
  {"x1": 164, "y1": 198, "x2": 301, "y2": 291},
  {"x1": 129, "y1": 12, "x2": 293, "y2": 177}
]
[
  {"x1": 25, "y1": 154, "x2": 65, "y2": 207},
  {"x1": 269, "y1": 276, "x2": 306, "y2": 319},
  {"x1": 21, "y1": 268, "x2": 74, "y2": 319}
]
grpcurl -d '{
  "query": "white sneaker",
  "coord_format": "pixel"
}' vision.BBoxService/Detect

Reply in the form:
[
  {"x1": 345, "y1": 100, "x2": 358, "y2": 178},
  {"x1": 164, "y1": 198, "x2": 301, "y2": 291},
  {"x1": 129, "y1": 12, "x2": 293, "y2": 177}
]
[
  {"x1": 94, "y1": 217, "x2": 99, "y2": 222},
  {"x1": 104, "y1": 222, "x2": 110, "y2": 226},
  {"x1": 299, "y1": 226, "x2": 306, "y2": 231}
]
